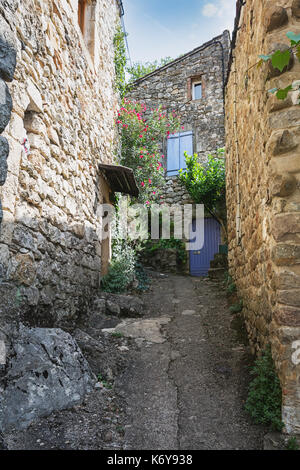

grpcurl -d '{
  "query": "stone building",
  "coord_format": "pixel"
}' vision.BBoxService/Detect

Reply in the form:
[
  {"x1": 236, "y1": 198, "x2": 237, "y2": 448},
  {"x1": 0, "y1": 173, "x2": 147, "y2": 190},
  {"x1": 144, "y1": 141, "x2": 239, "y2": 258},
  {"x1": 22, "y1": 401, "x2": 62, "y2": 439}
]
[
  {"x1": 0, "y1": 0, "x2": 137, "y2": 328},
  {"x1": 226, "y1": 0, "x2": 300, "y2": 434},
  {"x1": 128, "y1": 31, "x2": 230, "y2": 275},
  {"x1": 129, "y1": 31, "x2": 230, "y2": 206}
]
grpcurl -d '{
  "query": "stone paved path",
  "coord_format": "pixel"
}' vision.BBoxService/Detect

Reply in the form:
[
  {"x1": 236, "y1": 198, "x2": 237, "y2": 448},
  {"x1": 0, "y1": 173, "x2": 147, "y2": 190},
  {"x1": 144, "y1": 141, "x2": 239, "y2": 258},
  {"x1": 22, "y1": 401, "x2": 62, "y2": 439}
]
[
  {"x1": 116, "y1": 274, "x2": 264, "y2": 450},
  {"x1": 5, "y1": 273, "x2": 265, "y2": 450}
]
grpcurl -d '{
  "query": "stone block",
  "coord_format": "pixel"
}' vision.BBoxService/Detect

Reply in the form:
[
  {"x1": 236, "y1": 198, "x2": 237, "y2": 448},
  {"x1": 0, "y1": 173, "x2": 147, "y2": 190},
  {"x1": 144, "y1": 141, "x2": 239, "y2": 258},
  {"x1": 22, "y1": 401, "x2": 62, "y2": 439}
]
[
  {"x1": 265, "y1": 7, "x2": 288, "y2": 33},
  {"x1": 0, "y1": 326, "x2": 94, "y2": 432},
  {"x1": 0, "y1": 15, "x2": 17, "y2": 82},
  {"x1": 0, "y1": 79, "x2": 12, "y2": 133},
  {"x1": 267, "y1": 130, "x2": 298, "y2": 156},
  {"x1": 26, "y1": 79, "x2": 43, "y2": 113},
  {"x1": 292, "y1": 0, "x2": 300, "y2": 18},
  {"x1": 0, "y1": 136, "x2": 9, "y2": 185},
  {"x1": 273, "y1": 214, "x2": 300, "y2": 241}
]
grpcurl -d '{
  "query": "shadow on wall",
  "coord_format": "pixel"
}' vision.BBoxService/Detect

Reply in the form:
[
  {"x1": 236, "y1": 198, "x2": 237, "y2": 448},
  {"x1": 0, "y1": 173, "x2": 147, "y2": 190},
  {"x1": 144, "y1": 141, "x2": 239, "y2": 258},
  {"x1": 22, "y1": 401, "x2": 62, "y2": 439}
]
[{"x1": 0, "y1": 219, "x2": 104, "y2": 332}]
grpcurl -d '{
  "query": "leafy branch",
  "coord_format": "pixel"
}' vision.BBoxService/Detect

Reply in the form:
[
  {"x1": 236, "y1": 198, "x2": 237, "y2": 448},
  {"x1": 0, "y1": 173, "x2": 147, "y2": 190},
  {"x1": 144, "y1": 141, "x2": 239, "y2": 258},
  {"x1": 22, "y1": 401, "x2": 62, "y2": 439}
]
[{"x1": 254, "y1": 32, "x2": 300, "y2": 101}]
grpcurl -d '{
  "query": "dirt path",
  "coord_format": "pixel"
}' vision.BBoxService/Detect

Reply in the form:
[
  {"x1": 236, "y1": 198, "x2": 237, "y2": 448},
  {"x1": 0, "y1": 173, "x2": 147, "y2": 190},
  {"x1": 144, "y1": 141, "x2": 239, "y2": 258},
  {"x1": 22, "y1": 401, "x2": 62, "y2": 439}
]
[
  {"x1": 116, "y1": 274, "x2": 264, "y2": 450},
  {"x1": 5, "y1": 273, "x2": 264, "y2": 450}
]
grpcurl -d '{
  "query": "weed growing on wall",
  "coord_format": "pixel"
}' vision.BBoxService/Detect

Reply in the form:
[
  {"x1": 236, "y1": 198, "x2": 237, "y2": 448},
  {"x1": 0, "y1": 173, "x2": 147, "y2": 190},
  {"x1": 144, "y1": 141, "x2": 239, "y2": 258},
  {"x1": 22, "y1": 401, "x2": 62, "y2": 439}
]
[{"x1": 245, "y1": 346, "x2": 284, "y2": 431}]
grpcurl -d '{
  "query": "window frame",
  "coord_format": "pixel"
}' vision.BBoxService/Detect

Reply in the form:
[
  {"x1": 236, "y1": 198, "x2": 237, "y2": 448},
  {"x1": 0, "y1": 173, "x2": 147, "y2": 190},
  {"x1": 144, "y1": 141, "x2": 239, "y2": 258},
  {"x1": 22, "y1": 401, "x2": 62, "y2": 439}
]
[
  {"x1": 166, "y1": 131, "x2": 194, "y2": 177},
  {"x1": 192, "y1": 81, "x2": 202, "y2": 100}
]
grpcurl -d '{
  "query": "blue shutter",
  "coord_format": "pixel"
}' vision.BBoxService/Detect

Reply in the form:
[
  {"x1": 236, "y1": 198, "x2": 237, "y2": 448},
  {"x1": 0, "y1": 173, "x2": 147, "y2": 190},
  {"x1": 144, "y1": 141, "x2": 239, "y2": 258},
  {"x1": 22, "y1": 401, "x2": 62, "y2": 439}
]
[
  {"x1": 179, "y1": 131, "x2": 193, "y2": 171},
  {"x1": 167, "y1": 134, "x2": 180, "y2": 176}
]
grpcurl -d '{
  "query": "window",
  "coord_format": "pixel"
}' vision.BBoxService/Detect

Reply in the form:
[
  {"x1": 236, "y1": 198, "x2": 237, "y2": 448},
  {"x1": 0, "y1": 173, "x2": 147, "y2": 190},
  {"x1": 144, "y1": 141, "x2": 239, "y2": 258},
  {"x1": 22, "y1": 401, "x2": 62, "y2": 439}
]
[
  {"x1": 193, "y1": 81, "x2": 202, "y2": 100},
  {"x1": 78, "y1": 0, "x2": 86, "y2": 35},
  {"x1": 77, "y1": 0, "x2": 96, "y2": 63},
  {"x1": 187, "y1": 76, "x2": 204, "y2": 101},
  {"x1": 167, "y1": 131, "x2": 193, "y2": 176}
]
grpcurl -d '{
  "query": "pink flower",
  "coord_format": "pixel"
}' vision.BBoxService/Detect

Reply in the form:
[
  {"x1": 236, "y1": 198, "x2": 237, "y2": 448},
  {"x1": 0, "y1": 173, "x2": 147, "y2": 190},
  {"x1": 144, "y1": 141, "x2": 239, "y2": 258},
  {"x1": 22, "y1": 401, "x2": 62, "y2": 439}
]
[
  {"x1": 139, "y1": 135, "x2": 143, "y2": 138},
  {"x1": 148, "y1": 179, "x2": 152, "y2": 184},
  {"x1": 141, "y1": 182, "x2": 145, "y2": 187},
  {"x1": 182, "y1": 126, "x2": 185, "y2": 130},
  {"x1": 153, "y1": 191, "x2": 156, "y2": 195}
]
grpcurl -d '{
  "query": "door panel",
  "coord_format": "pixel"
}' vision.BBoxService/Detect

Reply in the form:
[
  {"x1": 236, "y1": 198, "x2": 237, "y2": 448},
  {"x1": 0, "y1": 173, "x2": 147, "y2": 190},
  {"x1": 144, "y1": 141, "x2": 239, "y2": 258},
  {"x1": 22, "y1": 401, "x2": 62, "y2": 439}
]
[{"x1": 190, "y1": 218, "x2": 221, "y2": 276}]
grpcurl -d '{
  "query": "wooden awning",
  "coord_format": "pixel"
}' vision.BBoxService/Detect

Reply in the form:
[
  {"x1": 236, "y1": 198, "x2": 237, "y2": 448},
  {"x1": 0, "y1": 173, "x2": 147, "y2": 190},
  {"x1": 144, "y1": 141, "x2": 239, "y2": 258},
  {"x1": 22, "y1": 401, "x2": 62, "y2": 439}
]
[{"x1": 99, "y1": 163, "x2": 139, "y2": 197}]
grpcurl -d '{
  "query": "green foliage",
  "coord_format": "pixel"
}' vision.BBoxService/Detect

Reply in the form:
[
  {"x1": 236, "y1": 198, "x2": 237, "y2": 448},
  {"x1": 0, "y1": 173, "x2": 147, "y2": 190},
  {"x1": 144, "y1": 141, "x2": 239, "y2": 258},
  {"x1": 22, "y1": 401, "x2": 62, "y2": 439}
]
[
  {"x1": 258, "y1": 32, "x2": 300, "y2": 102},
  {"x1": 97, "y1": 373, "x2": 112, "y2": 389},
  {"x1": 127, "y1": 57, "x2": 173, "y2": 82},
  {"x1": 117, "y1": 98, "x2": 181, "y2": 203},
  {"x1": 114, "y1": 25, "x2": 127, "y2": 98},
  {"x1": 135, "y1": 262, "x2": 150, "y2": 291},
  {"x1": 229, "y1": 300, "x2": 243, "y2": 315},
  {"x1": 179, "y1": 150, "x2": 226, "y2": 232},
  {"x1": 245, "y1": 346, "x2": 284, "y2": 431},
  {"x1": 111, "y1": 332, "x2": 124, "y2": 338},
  {"x1": 101, "y1": 238, "x2": 136, "y2": 293},
  {"x1": 286, "y1": 437, "x2": 299, "y2": 451},
  {"x1": 223, "y1": 273, "x2": 237, "y2": 296},
  {"x1": 142, "y1": 238, "x2": 187, "y2": 266}
]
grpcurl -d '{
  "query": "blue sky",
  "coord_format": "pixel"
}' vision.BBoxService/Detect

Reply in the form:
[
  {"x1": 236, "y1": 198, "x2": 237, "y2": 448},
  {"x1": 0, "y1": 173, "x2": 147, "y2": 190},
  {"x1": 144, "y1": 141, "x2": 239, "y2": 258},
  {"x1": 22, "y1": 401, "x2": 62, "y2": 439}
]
[{"x1": 122, "y1": 0, "x2": 236, "y2": 64}]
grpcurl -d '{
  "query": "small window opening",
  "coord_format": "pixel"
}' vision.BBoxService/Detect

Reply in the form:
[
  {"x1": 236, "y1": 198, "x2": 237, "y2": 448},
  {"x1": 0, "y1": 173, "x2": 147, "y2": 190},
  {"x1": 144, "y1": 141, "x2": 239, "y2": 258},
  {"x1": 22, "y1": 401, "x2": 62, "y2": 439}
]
[
  {"x1": 193, "y1": 81, "x2": 202, "y2": 100},
  {"x1": 78, "y1": 0, "x2": 86, "y2": 35},
  {"x1": 77, "y1": 0, "x2": 96, "y2": 62}
]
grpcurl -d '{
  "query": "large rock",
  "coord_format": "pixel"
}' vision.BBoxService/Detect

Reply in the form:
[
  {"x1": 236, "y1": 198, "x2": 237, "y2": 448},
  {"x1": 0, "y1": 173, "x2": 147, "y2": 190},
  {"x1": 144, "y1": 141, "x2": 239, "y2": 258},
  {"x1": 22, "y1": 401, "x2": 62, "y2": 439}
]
[
  {"x1": 0, "y1": 326, "x2": 95, "y2": 432},
  {"x1": 0, "y1": 16, "x2": 17, "y2": 82},
  {"x1": 99, "y1": 292, "x2": 145, "y2": 317},
  {"x1": 0, "y1": 79, "x2": 12, "y2": 133},
  {"x1": 0, "y1": 136, "x2": 9, "y2": 186}
]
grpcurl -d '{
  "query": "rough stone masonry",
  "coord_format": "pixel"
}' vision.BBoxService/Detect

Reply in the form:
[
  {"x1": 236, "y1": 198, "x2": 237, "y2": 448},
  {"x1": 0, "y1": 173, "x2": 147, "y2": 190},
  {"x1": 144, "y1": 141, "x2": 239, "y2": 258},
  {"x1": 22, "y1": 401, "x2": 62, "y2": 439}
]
[
  {"x1": 0, "y1": 0, "x2": 120, "y2": 327},
  {"x1": 226, "y1": 0, "x2": 300, "y2": 434}
]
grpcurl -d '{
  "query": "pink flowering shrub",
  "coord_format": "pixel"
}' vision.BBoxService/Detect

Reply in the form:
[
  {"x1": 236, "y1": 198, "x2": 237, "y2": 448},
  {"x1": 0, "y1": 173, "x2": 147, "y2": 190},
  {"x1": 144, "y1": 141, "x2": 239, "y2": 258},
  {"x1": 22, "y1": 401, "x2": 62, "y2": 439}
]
[{"x1": 116, "y1": 98, "x2": 181, "y2": 203}]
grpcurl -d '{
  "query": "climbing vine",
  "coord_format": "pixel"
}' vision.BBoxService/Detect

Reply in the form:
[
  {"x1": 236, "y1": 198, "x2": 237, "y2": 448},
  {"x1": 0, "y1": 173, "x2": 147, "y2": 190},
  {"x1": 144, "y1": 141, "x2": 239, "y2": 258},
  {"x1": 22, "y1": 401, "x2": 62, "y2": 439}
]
[
  {"x1": 113, "y1": 24, "x2": 127, "y2": 98},
  {"x1": 257, "y1": 31, "x2": 300, "y2": 101}
]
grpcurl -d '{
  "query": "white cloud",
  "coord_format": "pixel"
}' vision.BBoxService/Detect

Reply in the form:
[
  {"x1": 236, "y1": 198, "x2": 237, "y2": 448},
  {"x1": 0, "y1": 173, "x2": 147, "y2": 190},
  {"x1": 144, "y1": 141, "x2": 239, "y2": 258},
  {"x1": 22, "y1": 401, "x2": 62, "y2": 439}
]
[
  {"x1": 202, "y1": 0, "x2": 235, "y2": 19},
  {"x1": 202, "y1": 3, "x2": 218, "y2": 17},
  {"x1": 202, "y1": 0, "x2": 236, "y2": 31}
]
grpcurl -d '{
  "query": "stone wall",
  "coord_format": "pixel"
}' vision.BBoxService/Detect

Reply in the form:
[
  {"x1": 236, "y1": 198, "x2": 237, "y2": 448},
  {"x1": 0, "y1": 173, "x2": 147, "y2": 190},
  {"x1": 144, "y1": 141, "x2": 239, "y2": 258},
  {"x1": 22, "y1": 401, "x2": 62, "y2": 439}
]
[
  {"x1": 0, "y1": 0, "x2": 120, "y2": 328},
  {"x1": 128, "y1": 31, "x2": 231, "y2": 206},
  {"x1": 226, "y1": 0, "x2": 300, "y2": 434}
]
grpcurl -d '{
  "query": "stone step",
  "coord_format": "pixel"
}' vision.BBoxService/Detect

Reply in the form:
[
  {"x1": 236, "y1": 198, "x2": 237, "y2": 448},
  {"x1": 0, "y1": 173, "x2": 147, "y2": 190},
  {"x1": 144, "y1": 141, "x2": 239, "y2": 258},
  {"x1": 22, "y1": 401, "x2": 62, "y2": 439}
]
[{"x1": 208, "y1": 267, "x2": 226, "y2": 281}]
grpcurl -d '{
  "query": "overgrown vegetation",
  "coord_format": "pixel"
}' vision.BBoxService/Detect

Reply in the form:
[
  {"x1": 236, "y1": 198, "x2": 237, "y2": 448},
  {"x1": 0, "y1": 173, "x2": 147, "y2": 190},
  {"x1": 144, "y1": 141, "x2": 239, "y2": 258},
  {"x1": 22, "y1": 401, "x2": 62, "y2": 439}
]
[
  {"x1": 229, "y1": 300, "x2": 243, "y2": 315},
  {"x1": 286, "y1": 437, "x2": 299, "y2": 451},
  {"x1": 101, "y1": 237, "x2": 136, "y2": 293},
  {"x1": 179, "y1": 149, "x2": 227, "y2": 238},
  {"x1": 126, "y1": 57, "x2": 174, "y2": 82},
  {"x1": 117, "y1": 98, "x2": 181, "y2": 203},
  {"x1": 142, "y1": 237, "x2": 187, "y2": 266},
  {"x1": 114, "y1": 24, "x2": 127, "y2": 98},
  {"x1": 245, "y1": 346, "x2": 284, "y2": 431},
  {"x1": 224, "y1": 272, "x2": 237, "y2": 296}
]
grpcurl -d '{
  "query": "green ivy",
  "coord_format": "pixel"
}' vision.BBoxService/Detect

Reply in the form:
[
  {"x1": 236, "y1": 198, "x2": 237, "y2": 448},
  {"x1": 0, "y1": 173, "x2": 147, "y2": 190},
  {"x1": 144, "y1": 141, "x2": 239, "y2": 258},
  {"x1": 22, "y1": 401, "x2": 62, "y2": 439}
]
[
  {"x1": 114, "y1": 24, "x2": 127, "y2": 98},
  {"x1": 245, "y1": 346, "x2": 284, "y2": 432}
]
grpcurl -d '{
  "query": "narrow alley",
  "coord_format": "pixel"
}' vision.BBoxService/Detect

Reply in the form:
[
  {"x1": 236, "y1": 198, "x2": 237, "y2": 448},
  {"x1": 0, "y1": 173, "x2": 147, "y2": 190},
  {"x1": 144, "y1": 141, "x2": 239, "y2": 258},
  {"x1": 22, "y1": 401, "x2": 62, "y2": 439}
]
[
  {"x1": 117, "y1": 274, "x2": 264, "y2": 450},
  {"x1": 5, "y1": 274, "x2": 264, "y2": 450}
]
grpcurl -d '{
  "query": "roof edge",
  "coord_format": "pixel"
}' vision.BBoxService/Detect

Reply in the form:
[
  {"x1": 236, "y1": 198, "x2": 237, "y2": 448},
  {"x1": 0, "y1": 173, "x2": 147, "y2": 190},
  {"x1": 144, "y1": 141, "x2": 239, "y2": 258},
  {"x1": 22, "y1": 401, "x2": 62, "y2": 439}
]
[
  {"x1": 129, "y1": 30, "x2": 231, "y2": 87},
  {"x1": 225, "y1": 0, "x2": 245, "y2": 87}
]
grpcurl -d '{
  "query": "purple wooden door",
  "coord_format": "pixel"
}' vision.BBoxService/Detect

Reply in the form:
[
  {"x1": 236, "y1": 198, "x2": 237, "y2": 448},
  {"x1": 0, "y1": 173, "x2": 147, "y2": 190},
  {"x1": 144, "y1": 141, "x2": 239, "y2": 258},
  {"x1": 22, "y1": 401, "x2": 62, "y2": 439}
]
[{"x1": 190, "y1": 218, "x2": 221, "y2": 276}]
